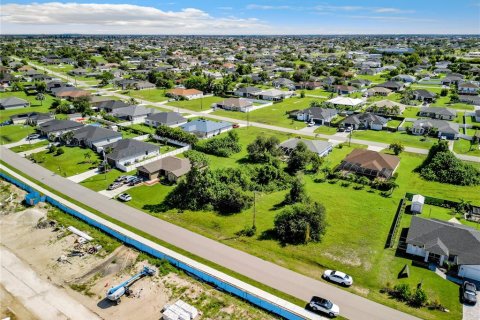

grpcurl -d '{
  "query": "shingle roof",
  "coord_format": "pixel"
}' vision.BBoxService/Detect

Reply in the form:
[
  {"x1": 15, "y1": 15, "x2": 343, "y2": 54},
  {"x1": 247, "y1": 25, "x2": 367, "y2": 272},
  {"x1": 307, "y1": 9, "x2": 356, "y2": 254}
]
[
  {"x1": 104, "y1": 139, "x2": 159, "y2": 161},
  {"x1": 137, "y1": 156, "x2": 191, "y2": 178},
  {"x1": 343, "y1": 113, "x2": 388, "y2": 126},
  {"x1": 111, "y1": 105, "x2": 156, "y2": 118},
  {"x1": 180, "y1": 119, "x2": 232, "y2": 134},
  {"x1": 413, "y1": 119, "x2": 459, "y2": 134},
  {"x1": 217, "y1": 98, "x2": 253, "y2": 108},
  {"x1": 72, "y1": 125, "x2": 122, "y2": 143},
  {"x1": 38, "y1": 119, "x2": 84, "y2": 133},
  {"x1": 145, "y1": 112, "x2": 186, "y2": 125},
  {"x1": 302, "y1": 107, "x2": 338, "y2": 120},
  {"x1": 420, "y1": 107, "x2": 456, "y2": 117},
  {"x1": 0, "y1": 97, "x2": 29, "y2": 108},
  {"x1": 280, "y1": 138, "x2": 332, "y2": 155},
  {"x1": 406, "y1": 216, "x2": 480, "y2": 265},
  {"x1": 342, "y1": 149, "x2": 400, "y2": 171},
  {"x1": 413, "y1": 89, "x2": 437, "y2": 99}
]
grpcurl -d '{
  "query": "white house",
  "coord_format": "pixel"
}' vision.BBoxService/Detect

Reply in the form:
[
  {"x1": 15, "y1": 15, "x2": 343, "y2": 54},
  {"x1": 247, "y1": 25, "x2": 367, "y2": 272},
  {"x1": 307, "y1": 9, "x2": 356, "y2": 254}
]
[{"x1": 406, "y1": 216, "x2": 480, "y2": 281}]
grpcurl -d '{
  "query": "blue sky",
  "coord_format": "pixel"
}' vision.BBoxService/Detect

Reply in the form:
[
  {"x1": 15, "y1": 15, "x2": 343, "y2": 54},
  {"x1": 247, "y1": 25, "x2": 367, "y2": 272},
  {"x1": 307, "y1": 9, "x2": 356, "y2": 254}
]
[{"x1": 1, "y1": 1, "x2": 479, "y2": 34}]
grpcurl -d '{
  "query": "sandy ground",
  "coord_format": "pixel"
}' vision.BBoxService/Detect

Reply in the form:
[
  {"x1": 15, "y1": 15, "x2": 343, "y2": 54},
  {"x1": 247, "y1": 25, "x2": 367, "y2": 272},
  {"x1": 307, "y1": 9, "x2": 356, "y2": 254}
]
[{"x1": 0, "y1": 182, "x2": 276, "y2": 320}]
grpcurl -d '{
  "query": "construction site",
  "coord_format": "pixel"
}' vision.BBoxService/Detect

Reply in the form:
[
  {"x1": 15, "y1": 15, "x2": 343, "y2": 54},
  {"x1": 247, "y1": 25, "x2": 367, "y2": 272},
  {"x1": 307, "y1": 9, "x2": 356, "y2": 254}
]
[{"x1": 0, "y1": 179, "x2": 278, "y2": 320}]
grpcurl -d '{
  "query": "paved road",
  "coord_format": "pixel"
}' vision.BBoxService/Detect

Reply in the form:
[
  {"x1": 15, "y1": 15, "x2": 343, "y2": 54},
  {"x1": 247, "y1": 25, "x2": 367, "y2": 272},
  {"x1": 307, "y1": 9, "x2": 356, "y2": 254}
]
[
  {"x1": 23, "y1": 59, "x2": 480, "y2": 163},
  {"x1": 0, "y1": 147, "x2": 418, "y2": 320}
]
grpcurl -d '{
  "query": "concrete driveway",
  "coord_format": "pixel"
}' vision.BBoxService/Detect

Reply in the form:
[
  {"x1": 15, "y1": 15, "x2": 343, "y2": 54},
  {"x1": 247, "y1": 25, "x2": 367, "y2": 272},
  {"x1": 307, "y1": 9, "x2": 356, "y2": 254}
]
[{"x1": 463, "y1": 301, "x2": 480, "y2": 320}]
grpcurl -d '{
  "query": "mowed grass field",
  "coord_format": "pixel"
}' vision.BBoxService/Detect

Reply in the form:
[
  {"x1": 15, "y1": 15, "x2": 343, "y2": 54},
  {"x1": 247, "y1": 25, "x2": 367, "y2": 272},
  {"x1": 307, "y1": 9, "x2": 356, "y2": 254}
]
[
  {"x1": 0, "y1": 91, "x2": 56, "y2": 122},
  {"x1": 0, "y1": 125, "x2": 36, "y2": 145},
  {"x1": 167, "y1": 96, "x2": 224, "y2": 112},
  {"x1": 124, "y1": 88, "x2": 170, "y2": 102},
  {"x1": 212, "y1": 97, "x2": 326, "y2": 129},
  {"x1": 121, "y1": 126, "x2": 476, "y2": 319}
]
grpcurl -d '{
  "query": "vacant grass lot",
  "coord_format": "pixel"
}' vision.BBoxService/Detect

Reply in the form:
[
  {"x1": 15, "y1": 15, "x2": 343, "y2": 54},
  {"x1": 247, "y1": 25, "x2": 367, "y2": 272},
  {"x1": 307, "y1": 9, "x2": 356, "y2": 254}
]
[
  {"x1": 314, "y1": 125, "x2": 337, "y2": 135},
  {"x1": 30, "y1": 146, "x2": 101, "y2": 177},
  {"x1": 432, "y1": 97, "x2": 474, "y2": 111},
  {"x1": 10, "y1": 139, "x2": 49, "y2": 152},
  {"x1": 168, "y1": 96, "x2": 224, "y2": 112},
  {"x1": 351, "y1": 130, "x2": 435, "y2": 149},
  {"x1": 125, "y1": 138, "x2": 471, "y2": 319},
  {"x1": 453, "y1": 139, "x2": 480, "y2": 157},
  {"x1": 124, "y1": 88, "x2": 170, "y2": 102},
  {"x1": 211, "y1": 97, "x2": 326, "y2": 129},
  {"x1": 0, "y1": 91, "x2": 56, "y2": 122},
  {"x1": 0, "y1": 124, "x2": 35, "y2": 145}
]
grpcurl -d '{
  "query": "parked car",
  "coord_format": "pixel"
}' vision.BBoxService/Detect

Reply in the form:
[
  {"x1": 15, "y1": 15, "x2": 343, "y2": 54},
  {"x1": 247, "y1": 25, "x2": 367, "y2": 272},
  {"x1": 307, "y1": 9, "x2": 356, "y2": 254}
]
[
  {"x1": 124, "y1": 176, "x2": 137, "y2": 184},
  {"x1": 107, "y1": 182, "x2": 123, "y2": 190},
  {"x1": 308, "y1": 296, "x2": 340, "y2": 318},
  {"x1": 337, "y1": 127, "x2": 345, "y2": 132},
  {"x1": 26, "y1": 134, "x2": 41, "y2": 141},
  {"x1": 462, "y1": 281, "x2": 477, "y2": 305},
  {"x1": 117, "y1": 193, "x2": 132, "y2": 202},
  {"x1": 345, "y1": 127, "x2": 352, "y2": 133},
  {"x1": 128, "y1": 177, "x2": 143, "y2": 186},
  {"x1": 115, "y1": 175, "x2": 128, "y2": 183},
  {"x1": 233, "y1": 123, "x2": 240, "y2": 128},
  {"x1": 308, "y1": 121, "x2": 315, "y2": 127},
  {"x1": 323, "y1": 270, "x2": 353, "y2": 286}
]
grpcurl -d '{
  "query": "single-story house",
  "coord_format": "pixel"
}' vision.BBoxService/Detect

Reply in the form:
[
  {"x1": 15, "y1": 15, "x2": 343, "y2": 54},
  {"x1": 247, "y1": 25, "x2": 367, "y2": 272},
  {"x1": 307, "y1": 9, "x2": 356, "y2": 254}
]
[
  {"x1": 180, "y1": 119, "x2": 232, "y2": 138},
  {"x1": 458, "y1": 82, "x2": 479, "y2": 95},
  {"x1": 418, "y1": 107, "x2": 456, "y2": 120},
  {"x1": 280, "y1": 138, "x2": 333, "y2": 157},
  {"x1": 296, "y1": 107, "x2": 338, "y2": 125},
  {"x1": 459, "y1": 95, "x2": 480, "y2": 105},
  {"x1": 411, "y1": 119, "x2": 459, "y2": 140},
  {"x1": 272, "y1": 78, "x2": 295, "y2": 90},
  {"x1": 348, "y1": 79, "x2": 371, "y2": 88},
  {"x1": 341, "y1": 112, "x2": 388, "y2": 131},
  {"x1": 377, "y1": 81, "x2": 405, "y2": 92},
  {"x1": 406, "y1": 216, "x2": 480, "y2": 281},
  {"x1": 337, "y1": 149, "x2": 400, "y2": 179},
  {"x1": 103, "y1": 139, "x2": 160, "y2": 170},
  {"x1": 37, "y1": 119, "x2": 84, "y2": 138},
  {"x1": 366, "y1": 87, "x2": 392, "y2": 97},
  {"x1": 69, "y1": 68, "x2": 88, "y2": 76},
  {"x1": 326, "y1": 96, "x2": 364, "y2": 109},
  {"x1": 234, "y1": 86, "x2": 262, "y2": 98},
  {"x1": 259, "y1": 89, "x2": 293, "y2": 101},
  {"x1": 92, "y1": 100, "x2": 130, "y2": 112},
  {"x1": 393, "y1": 74, "x2": 417, "y2": 83},
  {"x1": 51, "y1": 87, "x2": 91, "y2": 100},
  {"x1": 137, "y1": 156, "x2": 192, "y2": 182},
  {"x1": 476, "y1": 109, "x2": 480, "y2": 122},
  {"x1": 134, "y1": 81, "x2": 156, "y2": 90},
  {"x1": 111, "y1": 105, "x2": 156, "y2": 122},
  {"x1": 441, "y1": 75, "x2": 464, "y2": 86},
  {"x1": 296, "y1": 81, "x2": 323, "y2": 90},
  {"x1": 413, "y1": 89, "x2": 436, "y2": 103},
  {"x1": 333, "y1": 85, "x2": 357, "y2": 95},
  {"x1": 71, "y1": 125, "x2": 122, "y2": 151},
  {"x1": 166, "y1": 88, "x2": 203, "y2": 100},
  {"x1": 0, "y1": 97, "x2": 30, "y2": 109},
  {"x1": 10, "y1": 112, "x2": 53, "y2": 125},
  {"x1": 145, "y1": 112, "x2": 187, "y2": 127},
  {"x1": 367, "y1": 100, "x2": 406, "y2": 115},
  {"x1": 214, "y1": 98, "x2": 253, "y2": 112}
]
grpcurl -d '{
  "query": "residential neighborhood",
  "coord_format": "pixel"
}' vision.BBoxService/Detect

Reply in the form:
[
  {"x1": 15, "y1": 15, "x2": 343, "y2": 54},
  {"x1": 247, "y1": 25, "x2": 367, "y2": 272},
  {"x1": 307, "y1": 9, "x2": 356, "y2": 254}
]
[{"x1": 0, "y1": 4, "x2": 479, "y2": 320}]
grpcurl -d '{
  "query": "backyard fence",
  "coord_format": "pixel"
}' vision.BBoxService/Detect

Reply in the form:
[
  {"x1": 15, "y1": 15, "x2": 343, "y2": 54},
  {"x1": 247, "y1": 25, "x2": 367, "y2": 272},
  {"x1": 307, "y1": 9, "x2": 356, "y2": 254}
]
[
  {"x1": 0, "y1": 171, "x2": 315, "y2": 320},
  {"x1": 385, "y1": 198, "x2": 406, "y2": 249}
]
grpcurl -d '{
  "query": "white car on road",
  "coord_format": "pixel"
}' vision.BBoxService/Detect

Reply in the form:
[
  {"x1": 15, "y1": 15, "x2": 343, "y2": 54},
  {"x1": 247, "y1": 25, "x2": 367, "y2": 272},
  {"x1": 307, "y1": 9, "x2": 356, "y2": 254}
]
[
  {"x1": 323, "y1": 270, "x2": 353, "y2": 286},
  {"x1": 309, "y1": 296, "x2": 340, "y2": 318}
]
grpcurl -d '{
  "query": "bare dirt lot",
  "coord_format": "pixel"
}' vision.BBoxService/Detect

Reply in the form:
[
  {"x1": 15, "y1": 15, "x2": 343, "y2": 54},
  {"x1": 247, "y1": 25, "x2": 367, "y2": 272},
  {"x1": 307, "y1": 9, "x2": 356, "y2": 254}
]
[{"x1": 0, "y1": 181, "x2": 277, "y2": 320}]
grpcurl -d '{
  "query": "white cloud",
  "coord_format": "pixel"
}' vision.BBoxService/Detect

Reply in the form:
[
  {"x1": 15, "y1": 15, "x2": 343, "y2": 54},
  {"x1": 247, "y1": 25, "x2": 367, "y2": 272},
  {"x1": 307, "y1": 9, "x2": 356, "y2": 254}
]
[
  {"x1": 374, "y1": 8, "x2": 415, "y2": 14},
  {"x1": 0, "y1": 2, "x2": 267, "y2": 34}
]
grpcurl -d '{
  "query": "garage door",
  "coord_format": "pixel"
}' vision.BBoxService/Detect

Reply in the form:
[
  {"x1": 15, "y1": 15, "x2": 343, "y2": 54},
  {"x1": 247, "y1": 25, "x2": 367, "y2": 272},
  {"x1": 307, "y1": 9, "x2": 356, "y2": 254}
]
[{"x1": 460, "y1": 265, "x2": 480, "y2": 281}]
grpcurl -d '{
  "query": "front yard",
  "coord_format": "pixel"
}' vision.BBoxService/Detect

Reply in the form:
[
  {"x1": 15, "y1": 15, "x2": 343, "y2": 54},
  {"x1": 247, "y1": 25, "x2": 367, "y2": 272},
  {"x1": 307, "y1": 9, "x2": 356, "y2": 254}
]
[
  {"x1": 0, "y1": 124, "x2": 35, "y2": 145},
  {"x1": 29, "y1": 146, "x2": 101, "y2": 177},
  {"x1": 351, "y1": 130, "x2": 435, "y2": 149},
  {"x1": 124, "y1": 88, "x2": 170, "y2": 102},
  {"x1": 167, "y1": 96, "x2": 224, "y2": 112},
  {"x1": 453, "y1": 139, "x2": 480, "y2": 157}
]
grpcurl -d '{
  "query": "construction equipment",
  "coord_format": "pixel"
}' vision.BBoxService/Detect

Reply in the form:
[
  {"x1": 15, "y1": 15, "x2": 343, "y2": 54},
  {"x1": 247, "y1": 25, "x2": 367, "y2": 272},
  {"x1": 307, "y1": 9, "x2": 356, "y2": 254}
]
[{"x1": 106, "y1": 266, "x2": 156, "y2": 304}]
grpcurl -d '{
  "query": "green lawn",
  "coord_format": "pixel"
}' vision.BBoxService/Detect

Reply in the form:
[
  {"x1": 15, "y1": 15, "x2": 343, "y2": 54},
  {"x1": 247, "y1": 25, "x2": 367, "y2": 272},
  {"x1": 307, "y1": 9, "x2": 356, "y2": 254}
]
[
  {"x1": 453, "y1": 139, "x2": 480, "y2": 157},
  {"x1": 168, "y1": 96, "x2": 224, "y2": 112},
  {"x1": 124, "y1": 88, "x2": 170, "y2": 102},
  {"x1": 402, "y1": 107, "x2": 420, "y2": 118},
  {"x1": 410, "y1": 84, "x2": 444, "y2": 94},
  {"x1": 314, "y1": 125, "x2": 337, "y2": 135},
  {"x1": 356, "y1": 73, "x2": 388, "y2": 83},
  {"x1": 126, "y1": 123, "x2": 156, "y2": 134},
  {"x1": 367, "y1": 93, "x2": 403, "y2": 104},
  {"x1": 30, "y1": 146, "x2": 101, "y2": 177},
  {"x1": 0, "y1": 125, "x2": 35, "y2": 145},
  {"x1": 211, "y1": 97, "x2": 326, "y2": 130},
  {"x1": 126, "y1": 146, "x2": 470, "y2": 320},
  {"x1": 351, "y1": 130, "x2": 435, "y2": 149},
  {"x1": 296, "y1": 88, "x2": 334, "y2": 97},
  {"x1": 386, "y1": 120, "x2": 402, "y2": 128},
  {"x1": 432, "y1": 97, "x2": 474, "y2": 111},
  {"x1": 80, "y1": 168, "x2": 136, "y2": 191},
  {"x1": 0, "y1": 91, "x2": 55, "y2": 122},
  {"x1": 9, "y1": 139, "x2": 49, "y2": 152}
]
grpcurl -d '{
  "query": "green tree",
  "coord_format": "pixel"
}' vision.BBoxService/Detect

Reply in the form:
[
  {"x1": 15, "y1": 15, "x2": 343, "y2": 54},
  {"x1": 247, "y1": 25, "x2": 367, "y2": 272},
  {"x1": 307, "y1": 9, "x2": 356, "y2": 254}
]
[
  {"x1": 389, "y1": 141, "x2": 405, "y2": 155},
  {"x1": 247, "y1": 135, "x2": 282, "y2": 163},
  {"x1": 35, "y1": 93, "x2": 45, "y2": 106},
  {"x1": 274, "y1": 202, "x2": 327, "y2": 244},
  {"x1": 287, "y1": 142, "x2": 312, "y2": 173},
  {"x1": 284, "y1": 174, "x2": 309, "y2": 204}
]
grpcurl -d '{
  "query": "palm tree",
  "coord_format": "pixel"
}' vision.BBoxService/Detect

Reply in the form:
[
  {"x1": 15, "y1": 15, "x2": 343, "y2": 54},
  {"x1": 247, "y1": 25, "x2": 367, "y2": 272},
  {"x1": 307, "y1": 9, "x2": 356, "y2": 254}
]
[
  {"x1": 35, "y1": 93, "x2": 45, "y2": 106},
  {"x1": 60, "y1": 131, "x2": 74, "y2": 145},
  {"x1": 84, "y1": 152, "x2": 92, "y2": 164}
]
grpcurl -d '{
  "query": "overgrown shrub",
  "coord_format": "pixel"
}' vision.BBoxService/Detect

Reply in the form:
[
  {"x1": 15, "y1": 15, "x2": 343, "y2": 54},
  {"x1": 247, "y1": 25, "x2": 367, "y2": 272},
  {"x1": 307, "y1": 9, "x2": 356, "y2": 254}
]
[{"x1": 194, "y1": 131, "x2": 241, "y2": 157}]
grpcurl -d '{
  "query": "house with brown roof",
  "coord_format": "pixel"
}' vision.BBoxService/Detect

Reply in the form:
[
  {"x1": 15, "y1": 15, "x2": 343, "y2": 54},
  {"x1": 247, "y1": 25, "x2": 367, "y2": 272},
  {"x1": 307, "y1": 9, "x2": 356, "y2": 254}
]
[
  {"x1": 137, "y1": 156, "x2": 191, "y2": 182},
  {"x1": 337, "y1": 149, "x2": 400, "y2": 179},
  {"x1": 166, "y1": 88, "x2": 204, "y2": 100}
]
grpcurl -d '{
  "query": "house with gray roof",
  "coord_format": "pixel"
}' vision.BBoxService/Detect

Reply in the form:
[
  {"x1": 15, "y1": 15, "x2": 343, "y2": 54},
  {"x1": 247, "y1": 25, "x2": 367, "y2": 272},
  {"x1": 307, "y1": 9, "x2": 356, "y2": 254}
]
[
  {"x1": 145, "y1": 112, "x2": 187, "y2": 127},
  {"x1": 0, "y1": 97, "x2": 29, "y2": 109},
  {"x1": 234, "y1": 86, "x2": 262, "y2": 98},
  {"x1": 413, "y1": 89, "x2": 437, "y2": 103},
  {"x1": 280, "y1": 138, "x2": 333, "y2": 157},
  {"x1": 214, "y1": 98, "x2": 253, "y2": 112},
  {"x1": 92, "y1": 100, "x2": 130, "y2": 112},
  {"x1": 37, "y1": 119, "x2": 84, "y2": 138},
  {"x1": 341, "y1": 113, "x2": 388, "y2": 131},
  {"x1": 10, "y1": 112, "x2": 53, "y2": 125},
  {"x1": 418, "y1": 107, "x2": 456, "y2": 120},
  {"x1": 72, "y1": 125, "x2": 122, "y2": 151},
  {"x1": 180, "y1": 119, "x2": 232, "y2": 138},
  {"x1": 406, "y1": 216, "x2": 480, "y2": 281},
  {"x1": 411, "y1": 119, "x2": 459, "y2": 140},
  {"x1": 111, "y1": 105, "x2": 156, "y2": 122},
  {"x1": 295, "y1": 107, "x2": 338, "y2": 125},
  {"x1": 103, "y1": 139, "x2": 160, "y2": 171}
]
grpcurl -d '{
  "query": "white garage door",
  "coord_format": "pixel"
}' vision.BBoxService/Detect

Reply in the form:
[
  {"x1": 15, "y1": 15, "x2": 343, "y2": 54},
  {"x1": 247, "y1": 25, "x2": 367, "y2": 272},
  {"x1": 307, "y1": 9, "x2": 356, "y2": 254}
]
[{"x1": 459, "y1": 265, "x2": 480, "y2": 281}]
